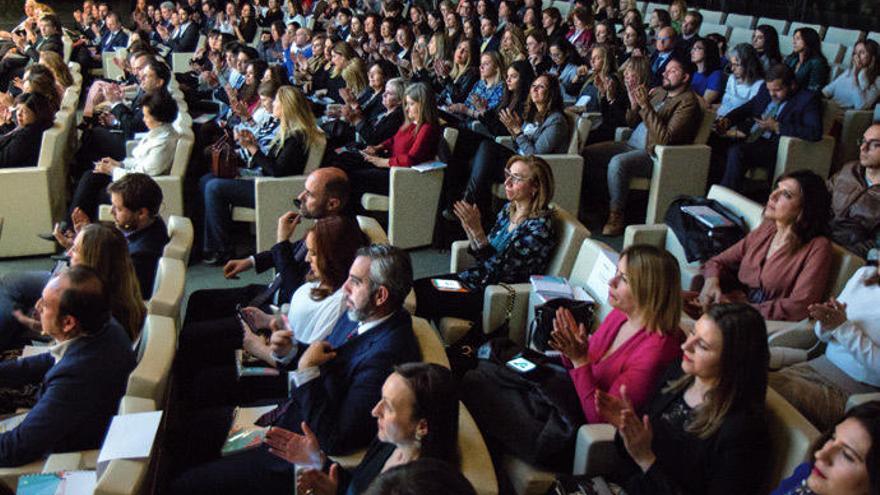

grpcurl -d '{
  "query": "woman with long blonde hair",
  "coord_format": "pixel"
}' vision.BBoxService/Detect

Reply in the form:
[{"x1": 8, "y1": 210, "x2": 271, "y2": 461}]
[
  {"x1": 200, "y1": 86, "x2": 324, "y2": 263},
  {"x1": 500, "y1": 25, "x2": 528, "y2": 67},
  {"x1": 38, "y1": 51, "x2": 73, "y2": 89}
]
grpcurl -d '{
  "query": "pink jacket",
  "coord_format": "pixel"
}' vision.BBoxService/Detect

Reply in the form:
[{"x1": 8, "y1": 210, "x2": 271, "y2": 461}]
[{"x1": 563, "y1": 309, "x2": 682, "y2": 424}]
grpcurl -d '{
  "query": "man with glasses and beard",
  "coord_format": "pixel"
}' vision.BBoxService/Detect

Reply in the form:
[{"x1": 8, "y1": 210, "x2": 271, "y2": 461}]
[{"x1": 167, "y1": 244, "x2": 420, "y2": 495}]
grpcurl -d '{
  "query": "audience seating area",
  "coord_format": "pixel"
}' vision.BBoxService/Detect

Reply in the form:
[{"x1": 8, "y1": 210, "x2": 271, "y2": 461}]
[{"x1": 2, "y1": 1, "x2": 879, "y2": 494}]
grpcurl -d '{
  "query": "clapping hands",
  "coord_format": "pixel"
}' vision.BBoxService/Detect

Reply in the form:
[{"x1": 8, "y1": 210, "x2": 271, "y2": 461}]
[{"x1": 595, "y1": 386, "x2": 656, "y2": 472}]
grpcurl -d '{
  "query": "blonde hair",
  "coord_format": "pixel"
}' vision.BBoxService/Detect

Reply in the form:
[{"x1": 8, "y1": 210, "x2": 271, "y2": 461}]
[
  {"x1": 620, "y1": 55, "x2": 650, "y2": 85},
  {"x1": 505, "y1": 155, "x2": 554, "y2": 219},
  {"x1": 619, "y1": 244, "x2": 682, "y2": 334},
  {"x1": 500, "y1": 25, "x2": 528, "y2": 67},
  {"x1": 429, "y1": 32, "x2": 451, "y2": 66},
  {"x1": 39, "y1": 51, "x2": 73, "y2": 88},
  {"x1": 341, "y1": 58, "x2": 368, "y2": 95},
  {"x1": 274, "y1": 86, "x2": 323, "y2": 150},
  {"x1": 450, "y1": 40, "x2": 475, "y2": 80},
  {"x1": 480, "y1": 50, "x2": 505, "y2": 85},
  {"x1": 330, "y1": 41, "x2": 356, "y2": 77},
  {"x1": 403, "y1": 82, "x2": 438, "y2": 132}
]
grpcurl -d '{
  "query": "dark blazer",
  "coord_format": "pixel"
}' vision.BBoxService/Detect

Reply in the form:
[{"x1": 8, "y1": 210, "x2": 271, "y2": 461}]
[
  {"x1": 253, "y1": 238, "x2": 310, "y2": 307},
  {"x1": 110, "y1": 89, "x2": 148, "y2": 139},
  {"x1": 618, "y1": 362, "x2": 771, "y2": 495},
  {"x1": 334, "y1": 438, "x2": 395, "y2": 495},
  {"x1": 724, "y1": 85, "x2": 824, "y2": 142},
  {"x1": 98, "y1": 29, "x2": 129, "y2": 53},
  {"x1": 25, "y1": 34, "x2": 63, "y2": 62},
  {"x1": 480, "y1": 31, "x2": 503, "y2": 54},
  {"x1": 0, "y1": 319, "x2": 136, "y2": 467},
  {"x1": 127, "y1": 216, "x2": 169, "y2": 299},
  {"x1": 252, "y1": 132, "x2": 310, "y2": 177},
  {"x1": 356, "y1": 107, "x2": 404, "y2": 146},
  {"x1": 438, "y1": 67, "x2": 479, "y2": 104},
  {"x1": 169, "y1": 22, "x2": 200, "y2": 53},
  {"x1": 648, "y1": 50, "x2": 675, "y2": 88},
  {"x1": 271, "y1": 310, "x2": 420, "y2": 454},
  {"x1": 0, "y1": 124, "x2": 48, "y2": 169}
]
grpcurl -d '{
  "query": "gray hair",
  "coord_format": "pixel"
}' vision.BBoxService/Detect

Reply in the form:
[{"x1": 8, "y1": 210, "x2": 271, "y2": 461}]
[
  {"x1": 357, "y1": 244, "x2": 413, "y2": 310},
  {"x1": 385, "y1": 77, "x2": 406, "y2": 103},
  {"x1": 160, "y1": 1, "x2": 175, "y2": 10}
]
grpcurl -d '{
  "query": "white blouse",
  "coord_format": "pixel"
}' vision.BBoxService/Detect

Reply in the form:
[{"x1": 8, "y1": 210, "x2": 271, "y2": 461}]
[
  {"x1": 816, "y1": 266, "x2": 880, "y2": 387},
  {"x1": 822, "y1": 68, "x2": 880, "y2": 110},
  {"x1": 113, "y1": 124, "x2": 179, "y2": 180},
  {"x1": 286, "y1": 281, "x2": 346, "y2": 344}
]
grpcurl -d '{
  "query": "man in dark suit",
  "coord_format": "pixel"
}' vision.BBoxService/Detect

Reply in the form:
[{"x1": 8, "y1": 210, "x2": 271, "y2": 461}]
[
  {"x1": 175, "y1": 167, "x2": 352, "y2": 379},
  {"x1": 327, "y1": 77, "x2": 405, "y2": 152},
  {"x1": 161, "y1": 6, "x2": 200, "y2": 55},
  {"x1": 167, "y1": 245, "x2": 420, "y2": 495},
  {"x1": 648, "y1": 26, "x2": 678, "y2": 88},
  {"x1": 479, "y1": 15, "x2": 503, "y2": 54},
  {"x1": 0, "y1": 266, "x2": 136, "y2": 467},
  {"x1": 0, "y1": 14, "x2": 63, "y2": 91},
  {"x1": 106, "y1": 173, "x2": 169, "y2": 299},
  {"x1": 715, "y1": 63, "x2": 823, "y2": 192},
  {"x1": 675, "y1": 11, "x2": 702, "y2": 55},
  {"x1": 76, "y1": 12, "x2": 129, "y2": 71}
]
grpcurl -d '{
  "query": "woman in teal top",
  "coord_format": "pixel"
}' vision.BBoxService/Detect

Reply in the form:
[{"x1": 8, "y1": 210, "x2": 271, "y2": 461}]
[{"x1": 784, "y1": 28, "x2": 830, "y2": 92}]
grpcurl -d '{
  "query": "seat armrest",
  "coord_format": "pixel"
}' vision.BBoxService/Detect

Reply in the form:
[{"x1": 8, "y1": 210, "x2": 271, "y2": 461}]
[
  {"x1": 118, "y1": 395, "x2": 158, "y2": 415},
  {"x1": 573, "y1": 424, "x2": 620, "y2": 476},
  {"x1": 450, "y1": 240, "x2": 475, "y2": 272},
  {"x1": 615, "y1": 127, "x2": 632, "y2": 142},
  {"x1": 847, "y1": 393, "x2": 880, "y2": 412},
  {"x1": 766, "y1": 319, "x2": 815, "y2": 348},
  {"x1": 769, "y1": 346, "x2": 810, "y2": 370},
  {"x1": 126, "y1": 140, "x2": 137, "y2": 156},
  {"x1": 495, "y1": 136, "x2": 516, "y2": 151},
  {"x1": 623, "y1": 224, "x2": 669, "y2": 248},
  {"x1": 483, "y1": 283, "x2": 530, "y2": 345}
]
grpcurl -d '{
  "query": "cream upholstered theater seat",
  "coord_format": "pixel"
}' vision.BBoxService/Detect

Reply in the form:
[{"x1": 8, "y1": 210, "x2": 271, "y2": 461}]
[
  {"x1": 622, "y1": 109, "x2": 715, "y2": 225},
  {"x1": 757, "y1": 17, "x2": 790, "y2": 36},
  {"x1": 413, "y1": 316, "x2": 449, "y2": 367},
  {"x1": 493, "y1": 113, "x2": 588, "y2": 215},
  {"x1": 162, "y1": 215, "x2": 195, "y2": 265},
  {"x1": 359, "y1": 128, "x2": 458, "y2": 250},
  {"x1": 623, "y1": 184, "x2": 764, "y2": 290},
  {"x1": 724, "y1": 13, "x2": 756, "y2": 29},
  {"x1": 0, "y1": 112, "x2": 71, "y2": 257},
  {"x1": 127, "y1": 315, "x2": 177, "y2": 408},
  {"x1": 847, "y1": 393, "x2": 880, "y2": 411},
  {"x1": 231, "y1": 134, "x2": 327, "y2": 252},
  {"x1": 572, "y1": 388, "x2": 820, "y2": 492},
  {"x1": 146, "y1": 257, "x2": 187, "y2": 322},
  {"x1": 437, "y1": 207, "x2": 589, "y2": 345},
  {"x1": 838, "y1": 109, "x2": 874, "y2": 164}
]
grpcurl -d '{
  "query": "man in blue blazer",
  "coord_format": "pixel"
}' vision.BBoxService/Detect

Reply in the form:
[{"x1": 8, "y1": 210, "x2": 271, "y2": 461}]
[
  {"x1": 716, "y1": 63, "x2": 823, "y2": 192},
  {"x1": 0, "y1": 267, "x2": 136, "y2": 467},
  {"x1": 167, "y1": 245, "x2": 421, "y2": 495}
]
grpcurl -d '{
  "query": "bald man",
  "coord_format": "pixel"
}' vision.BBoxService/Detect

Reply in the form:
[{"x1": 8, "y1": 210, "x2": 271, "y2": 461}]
[
  {"x1": 649, "y1": 26, "x2": 679, "y2": 87},
  {"x1": 175, "y1": 168, "x2": 353, "y2": 390}
]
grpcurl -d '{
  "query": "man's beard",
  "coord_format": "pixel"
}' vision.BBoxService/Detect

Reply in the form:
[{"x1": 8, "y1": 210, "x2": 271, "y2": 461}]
[{"x1": 346, "y1": 297, "x2": 376, "y2": 322}]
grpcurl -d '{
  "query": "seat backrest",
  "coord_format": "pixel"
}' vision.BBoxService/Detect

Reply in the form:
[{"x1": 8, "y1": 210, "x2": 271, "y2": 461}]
[
  {"x1": 545, "y1": 207, "x2": 591, "y2": 278},
  {"x1": 827, "y1": 243, "x2": 866, "y2": 300},
  {"x1": 693, "y1": 109, "x2": 715, "y2": 145},
  {"x1": 61, "y1": 88, "x2": 78, "y2": 110},
  {"x1": 755, "y1": 18, "x2": 788, "y2": 36},
  {"x1": 36, "y1": 121, "x2": 64, "y2": 170},
  {"x1": 724, "y1": 13, "x2": 755, "y2": 30},
  {"x1": 568, "y1": 238, "x2": 618, "y2": 326},
  {"x1": 727, "y1": 27, "x2": 753, "y2": 48},
  {"x1": 765, "y1": 388, "x2": 821, "y2": 490},
  {"x1": 169, "y1": 130, "x2": 194, "y2": 178},
  {"x1": 459, "y1": 403, "x2": 499, "y2": 495},
  {"x1": 824, "y1": 27, "x2": 863, "y2": 47},
  {"x1": 821, "y1": 99, "x2": 839, "y2": 136},
  {"x1": 163, "y1": 215, "x2": 194, "y2": 264},
  {"x1": 147, "y1": 257, "x2": 186, "y2": 321},
  {"x1": 128, "y1": 314, "x2": 176, "y2": 406},
  {"x1": 789, "y1": 22, "x2": 823, "y2": 38},
  {"x1": 707, "y1": 184, "x2": 764, "y2": 230},
  {"x1": 821, "y1": 41, "x2": 844, "y2": 66},
  {"x1": 699, "y1": 23, "x2": 730, "y2": 39},
  {"x1": 304, "y1": 134, "x2": 327, "y2": 175},
  {"x1": 778, "y1": 34, "x2": 794, "y2": 58},
  {"x1": 698, "y1": 9, "x2": 725, "y2": 25},
  {"x1": 413, "y1": 317, "x2": 450, "y2": 367},
  {"x1": 869, "y1": 31, "x2": 880, "y2": 45}
]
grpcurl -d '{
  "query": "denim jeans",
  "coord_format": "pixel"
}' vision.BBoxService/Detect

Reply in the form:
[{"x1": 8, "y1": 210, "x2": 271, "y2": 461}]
[
  {"x1": 199, "y1": 174, "x2": 255, "y2": 255},
  {"x1": 0, "y1": 270, "x2": 52, "y2": 350}
]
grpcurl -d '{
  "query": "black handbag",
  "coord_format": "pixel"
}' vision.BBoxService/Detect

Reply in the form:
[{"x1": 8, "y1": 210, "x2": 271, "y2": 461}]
[
  {"x1": 528, "y1": 298, "x2": 596, "y2": 352},
  {"x1": 445, "y1": 283, "x2": 516, "y2": 380}
]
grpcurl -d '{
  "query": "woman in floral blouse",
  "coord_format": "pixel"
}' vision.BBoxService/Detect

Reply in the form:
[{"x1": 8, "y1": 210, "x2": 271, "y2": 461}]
[{"x1": 413, "y1": 155, "x2": 557, "y2": 325}]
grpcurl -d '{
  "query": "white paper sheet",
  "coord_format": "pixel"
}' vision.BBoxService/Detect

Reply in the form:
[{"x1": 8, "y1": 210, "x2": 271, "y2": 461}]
[{"x1": 96, "y1": 411, "x2": 163, "y2": 478}]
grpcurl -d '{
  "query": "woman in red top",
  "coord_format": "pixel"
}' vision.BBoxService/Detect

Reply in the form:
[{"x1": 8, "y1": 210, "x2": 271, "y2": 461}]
[
  {"x1": 549, "y1": 244, "x2": 683, "y2": 424},
  {"x1": 341, "y1": 82, "x2": 441, "y2": 207}
]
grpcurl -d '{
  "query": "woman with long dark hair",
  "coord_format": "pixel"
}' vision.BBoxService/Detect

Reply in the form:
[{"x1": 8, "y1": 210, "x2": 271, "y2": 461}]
[
  {"x1": 596, "y1": 303, "x2": 771, "y2": 494},
  {"x1": 696, "y1": 170, "x2": 833, "y2": 321},
  {"x1": 690, "y1": 37, "x2": 724, "y2": 106},
  {"x1": 784, "y1": 27, "x2": 830, "y2": 91},
  {"x1": 753, "y1": 24, "x2": 783, "y2": 73},
  {"x1": 823, "y1": 39, "x2": 880, "y2": 110}
]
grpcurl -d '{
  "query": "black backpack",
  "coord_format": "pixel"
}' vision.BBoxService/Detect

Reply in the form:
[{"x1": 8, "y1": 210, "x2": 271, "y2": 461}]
[{"x1": 664, "y1": 196, "x2": 749, "y2": 263}]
